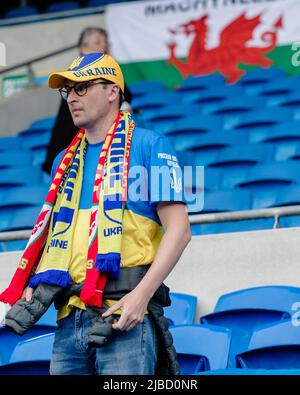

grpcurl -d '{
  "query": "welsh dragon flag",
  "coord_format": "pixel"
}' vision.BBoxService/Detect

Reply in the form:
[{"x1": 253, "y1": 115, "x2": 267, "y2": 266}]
[{"x1": 106, "y1": 0, "x2": 300, "y2": 88}]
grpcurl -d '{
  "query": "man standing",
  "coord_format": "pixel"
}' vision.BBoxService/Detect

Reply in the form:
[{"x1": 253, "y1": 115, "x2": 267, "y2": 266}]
[{"x1": 1, "y1": 52, "x2": 191, "y2": 375}]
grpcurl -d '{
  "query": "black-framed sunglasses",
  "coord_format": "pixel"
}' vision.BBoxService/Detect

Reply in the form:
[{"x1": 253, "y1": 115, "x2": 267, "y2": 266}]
[{"x1": 59, "y1": 80, "x2": 114, "y2": 100}]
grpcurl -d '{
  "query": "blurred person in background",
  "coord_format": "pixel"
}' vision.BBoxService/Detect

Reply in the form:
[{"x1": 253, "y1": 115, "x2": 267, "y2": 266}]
[{"x1": 43, "y1": 27, "x2": 132, "y2": 174}]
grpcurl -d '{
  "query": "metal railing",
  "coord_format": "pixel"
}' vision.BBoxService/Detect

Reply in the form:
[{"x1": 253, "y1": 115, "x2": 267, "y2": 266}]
[
  {"x1": 0, "y1": 43, "x2": 78, "y2": 88},
  {"x1": 1, "y1": 205, "x2": 300, "y2": 242}
]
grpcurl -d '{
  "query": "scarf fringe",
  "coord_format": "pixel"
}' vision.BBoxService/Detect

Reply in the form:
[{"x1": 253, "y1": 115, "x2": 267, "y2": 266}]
[
  {"x1": 29, "y1": 270, "x2": 72, "y2": 288},
  {"x1": 95, "y1": 253, "x2": 121, "y2": 279}
]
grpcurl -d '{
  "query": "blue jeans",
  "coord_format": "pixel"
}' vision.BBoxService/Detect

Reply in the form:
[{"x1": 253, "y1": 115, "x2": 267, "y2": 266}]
[{"x1": 50, "y1": 307, "x2": 158, "y2": 375}]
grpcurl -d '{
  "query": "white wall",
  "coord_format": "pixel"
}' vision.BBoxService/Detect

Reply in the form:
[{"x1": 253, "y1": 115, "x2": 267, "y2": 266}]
[
  {"x1": 2, "y1": 227, "x2": 300, "y2": 322},
  {"x1": 0, "y1": 13, "x2": 106, "y2": 76}
]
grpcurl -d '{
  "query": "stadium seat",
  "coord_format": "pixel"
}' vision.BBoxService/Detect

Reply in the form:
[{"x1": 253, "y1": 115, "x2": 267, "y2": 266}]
[
  {"x1": 0, "y1": 136, "x2": 22, "y2": 152},
  {"x1": 30, "y1": 117, "x2": 55, "y2": 130},
  {"x1": 269, "y1": 92, "x2": 300, "y2": 120},
  {"x1": 45, "y1": 2, "x2": 80, "y2": 13},
  {"x1": 224, "y1": 108, "x2": 292, "y2": 133},
  {"x1": 236, "y1": 162, "x2": 300, "y2": 209},
  {"x1": 35, "y1": 304, "x2": 57, "y2": 328},
  {"x1": 170, "y1": 324, "x2": 231, "y2": 373},
  {"x1": 181, "y1": 85, "x2": 244, "y2": 105},
  {"x1": 4, "y1": 6, "x2": 38, "y2": 19},
  {"x1": 236, "y1": 319, "x2": 300, "y2": 369},
  {"x1": 183, "y1": 165, "x2": 220, "y2": 192},
  {"x1": 178, "y1": 74, "x2": 226, "y2": 93},
  {"x1": 208, "y1": 96, "x2": 264, "y2": 116},
  {"x1": 195, "y1": 189, "x2": 252, "y2": 213},
  {"x1": 162, "y1": 114, "x2": 222, "y2": 136},
  {"x1": 132, "y1": 91, "x2": 180, "y2": 112},
  {"x1": 245, "y1": 78, "x2": 298, "y2": 97},
  {"x1": 0, "y1": 326, "x2": 54, "y2": 366},
  {"x1": 0, "y1": 167, "x2": 42, "y2": 189},
  {"x1": 0, "y1": 360, "x2": 50, "y2": 375},
  {"x1": 208, "y1": 144, "x2": 274, "y2": 169},
  {"x1": 237, "y1": 67, "x2": 285, "y2": 88},
  {"x1": 19, "y1": 131, "x2": 51, "y2": 151},
  {"x1": 0, "y1": 185, "x2": 48, "y2": 209},
  {"x1": 127, "y1": 80, "x2": 165, "y2": 98},
  {"x1": 0, "y1": 151, "x2": 33, "y2": 169},
  {"x1": 200, "y1": 286, "x2": 300, "y2": 367},
  {"x1": 249, "y1": 120, "x2": 300, "y2": 145},
  {"x1": 9, "y1": 333, "x2": 54, "y2": 365},
  {"x1": 164, "y1": 292, "x2": 197, "y2": 326},
  {"x1": 171, "y1": 131, "x2": 246, "y2": 155},
  {"x1": 141, "y1": 103, "x2": 202, "y2": 125},
  {"x1": 3, "y1": 205, "x2": 41, "y2": 231}
]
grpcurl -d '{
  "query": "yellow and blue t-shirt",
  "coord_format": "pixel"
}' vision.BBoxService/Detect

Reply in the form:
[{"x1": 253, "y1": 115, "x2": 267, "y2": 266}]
[{"x1": 50, "y1": 127, "x2": 185, "y2": 320}]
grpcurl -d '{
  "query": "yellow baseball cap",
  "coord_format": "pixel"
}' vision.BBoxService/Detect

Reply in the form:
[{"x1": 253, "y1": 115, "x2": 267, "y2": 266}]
[{"x1": 48, "y1": 52, "x2": 124, "y2": 93}]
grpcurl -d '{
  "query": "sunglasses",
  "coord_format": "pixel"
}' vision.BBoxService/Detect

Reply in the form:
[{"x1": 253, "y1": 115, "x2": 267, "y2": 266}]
[{"x1": 59, "y1": 80, "x2": 114, "y2": 100}]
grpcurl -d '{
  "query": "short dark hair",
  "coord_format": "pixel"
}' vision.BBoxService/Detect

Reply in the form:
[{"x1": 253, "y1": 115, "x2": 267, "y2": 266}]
[
  {"x1": 99, "y1": 78, "x2": 123, "y2": 109},
  {"x1": 78, "y1": 27, "x2": 108, "y2": 48}
]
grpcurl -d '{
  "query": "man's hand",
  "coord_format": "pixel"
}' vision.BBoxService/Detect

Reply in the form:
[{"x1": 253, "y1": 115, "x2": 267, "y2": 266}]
[
  {"x1": 101, "y1": 288, "x2": 150, "y2": 332},
  {"x1": 22, "y1": 286, "x2": 33, "y2": 302}
]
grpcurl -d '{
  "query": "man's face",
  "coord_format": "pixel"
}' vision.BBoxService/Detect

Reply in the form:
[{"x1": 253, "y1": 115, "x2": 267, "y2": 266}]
[
  {"x1": 64, "y1": 79, "x2": 118, "y2": 129},
  {"x1": 81, "y1": 32, "x2": 109, "y2": 55}
]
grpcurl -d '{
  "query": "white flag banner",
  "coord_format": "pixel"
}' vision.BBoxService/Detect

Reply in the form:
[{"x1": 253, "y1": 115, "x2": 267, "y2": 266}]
[{"x1": 107, "y1": 0, "x2": 300, "y2": 63}]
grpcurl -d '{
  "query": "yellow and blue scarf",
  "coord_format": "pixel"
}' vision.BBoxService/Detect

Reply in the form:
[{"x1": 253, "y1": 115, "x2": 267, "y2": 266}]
[{"x1": 0, "y1": 111, "x2": 134, "y2": 307}]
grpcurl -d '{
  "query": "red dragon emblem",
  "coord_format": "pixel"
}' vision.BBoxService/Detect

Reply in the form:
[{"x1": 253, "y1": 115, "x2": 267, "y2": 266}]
[{"x1": 167, "y1": 13, "x2": 283, "y2": 84}]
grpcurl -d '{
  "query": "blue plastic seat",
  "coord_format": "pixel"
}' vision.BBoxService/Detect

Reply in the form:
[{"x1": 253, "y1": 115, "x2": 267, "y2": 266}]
[
  {"x1": 4, "y1": 6, "x2": 38, "y2": 19},
  {"x1": 19, "y1": 132, "x2": 51, "y2": 151},
  {"x1": 249, "y1": 120, "x2": 300, "y2": 145},
  {"x1": 170, "y1": 324, "x2": 231, "y2": 373},
  {"x1": 245, "y1": 77, "x2": 298, "y2": 97},
  {"x1": 237, "y1": 68, "x2": 285, "y2": 87},
  {"x1": 0, "y1": 240, "x2": 28, "y2": 252},
  {"x1": 164, "y1": 292, "x2": 197, "y2": 327},
  {"x1": 45, "y1": 2, "x2": 80, "y2": 13},
  {"x1": 0, "y1": 167, "x2": 42, "y2": 189},
  {"x1": 0, "y1": 151, "x2": 33, "y2": 169},
  {"x1": 200, "y1": 286, "x2": 300, "y2": 367},
  {"x1": 188, "y1": 189, "x2": 252, "y2": 215},
  {"x1": 128, "y1": 80, "x2": 165, "y2": 98},
  {"x1": 161, "y1": 114, "x2": 222, "y2": 136},
  {"x1": 208, "y1": 96, "x2": 265, "y2": 118},
  {"x1": 30, "y1": 117, "x2": 55, "y2": 130},
  {"x1": 9, "y1": 333, "x2": 54, "y2": 365},
  {"x1": 132, "y1": 91, "x2": 180, "y2": 112},
  {"x1": 0, "y1": 136, "x2": 21, "y2": 152},
  {"x1": 208, "y1": 144, "x2": 274, "y2": 169},
  {"x1": 236, "y1": 319, "x2": 300, "y2": 369},
  {"x1": 0, "y1": 185, "x2": 48, "y2": 209},
  {"x1": 0, "y1": 326, "x2": 54, "y2": 366},
  {"x1": 267, "y1": 91, "x2": 300, "y2": 108},
  {"x1": 183, "y1": 166, "x2": 220, "y2": 192},
  {"x1": 236, "y1": 162, "x2": 300, "y2": 209},
  {"x1": 3, "y1": 206, "x2": 41, "y2": 231},
  {"x1": 142, "y1": 103, "x2": 202, "y2": 124},
  {"x1": 224, "y1": 108, "x2": 293, "y2": 133},
  {"x1": 171, "y1": 131, "x2": 246, "y2": 155},
  {"x1": 178, "y1": 74, "x2": 226, "y2": 93},
  {"x1": 0, "y1": 360, "x2": 50, "y2": 375}
]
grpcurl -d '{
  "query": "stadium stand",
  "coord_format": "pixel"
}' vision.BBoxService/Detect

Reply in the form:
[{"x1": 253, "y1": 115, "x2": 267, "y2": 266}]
[
  {"x1": 2, "y1": 1, "x2": 300, "y2": 377},
  {"x1": 163, "y1": 292, "x2": 197, "y2": 327},
  {"x1": 169, "y1": 324, "x2": 231, "y2": 373},
  {"x1": 236, "y1": 319, "x2": 300, "y2": 370},
  {"x1": 199, "y1": 286, "x2": 300, "y2": 367}
]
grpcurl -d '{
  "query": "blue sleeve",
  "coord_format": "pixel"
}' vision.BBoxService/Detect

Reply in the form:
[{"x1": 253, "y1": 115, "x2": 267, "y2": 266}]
[
  {"x1": 50, "y1": 150, "x2": 66, "y2": 182},
  {"x1": 147, "y1": 135, "x2": 186, "y2": 207}
]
